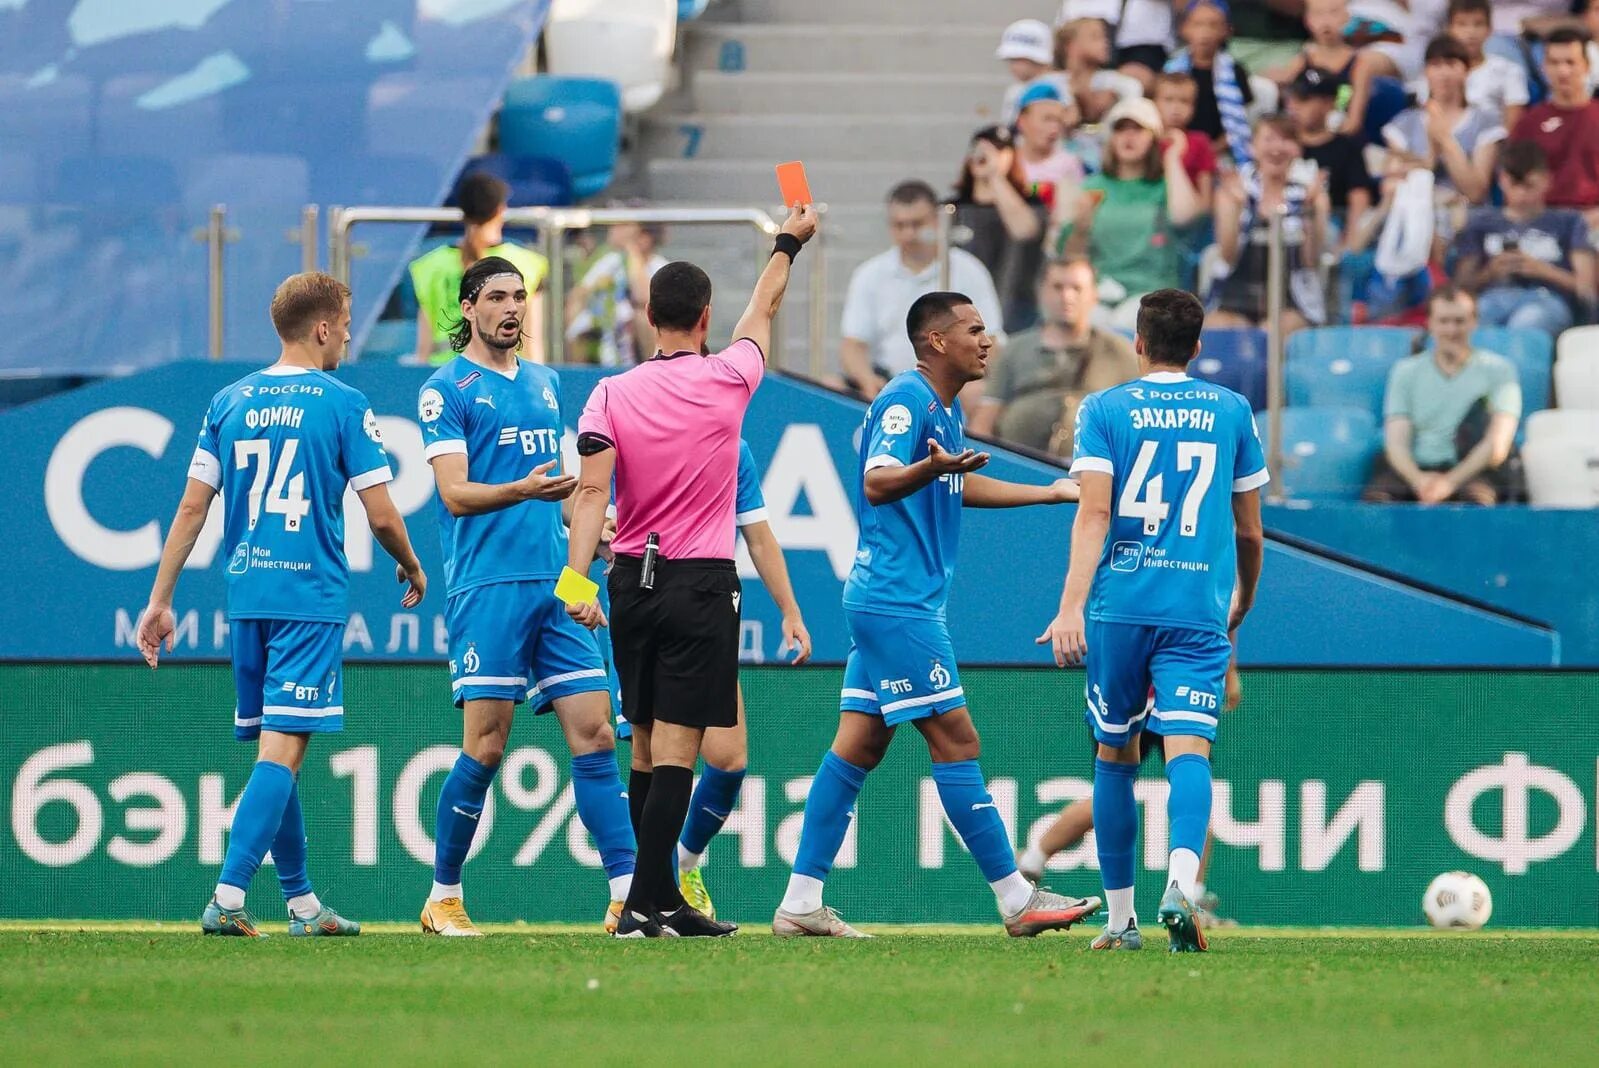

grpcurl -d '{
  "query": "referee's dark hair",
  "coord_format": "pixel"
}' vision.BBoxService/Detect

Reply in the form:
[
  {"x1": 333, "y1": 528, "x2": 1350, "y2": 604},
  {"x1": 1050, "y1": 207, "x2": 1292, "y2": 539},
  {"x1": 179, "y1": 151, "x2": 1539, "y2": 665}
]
[
  {"x1": 1136, "y1": 289, "x2": 1206, "y2": 368},
  {"x1": 648, "y1": 261, "x2": 714, "y2": 331},
  {"x1": 906, "y1": 291, "x2": 972, "y2": 354}
]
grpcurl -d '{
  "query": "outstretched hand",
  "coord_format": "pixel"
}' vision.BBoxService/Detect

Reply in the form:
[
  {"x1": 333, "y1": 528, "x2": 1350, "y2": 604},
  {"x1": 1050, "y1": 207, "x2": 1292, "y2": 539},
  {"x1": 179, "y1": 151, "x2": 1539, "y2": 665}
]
[{"x1": 927, "y1": 439, "x2": 989, "y2": 475}]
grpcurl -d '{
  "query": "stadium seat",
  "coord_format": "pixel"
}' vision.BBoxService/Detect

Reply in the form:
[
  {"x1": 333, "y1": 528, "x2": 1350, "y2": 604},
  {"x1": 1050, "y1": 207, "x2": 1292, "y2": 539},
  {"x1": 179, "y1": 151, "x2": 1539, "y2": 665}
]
[
  {"x1": 1191, "y1": 328, "x2": 1267, "y2": 410},
  {"x1": 1470, "y1": 326, "x2": 1553, "y2": 413},
  {"x1": 1286, "y1": 326, "x2": 1419, "y2": 415},
  {"x1": 358, "y1": 318, "x2": 417, "y2": 362},
  {"x1": 678, "y1": 0, "x2": 712, "y2": 18},
  {"x1": 1523, "y1": 433, "x2": 1599, "y2": 507},
  {"x1": 1554, "y1": 334, "x2": 1599, "y2": 410},
  {"x1": 1261, "y1": 406, "x2": 1380, "y2": 501},
  {"x1": 452, "y1": 153, "x2": 574, "y2": 208},
  {"x1": 546, "y1": 0, "x2": 676, "y2": 114},
  {"x1": 499, "y1": 77, "x2": 622, "y2": 200},
  {"x1": 1525, "y1": 409, "x2": 1597, "y2": 444}
]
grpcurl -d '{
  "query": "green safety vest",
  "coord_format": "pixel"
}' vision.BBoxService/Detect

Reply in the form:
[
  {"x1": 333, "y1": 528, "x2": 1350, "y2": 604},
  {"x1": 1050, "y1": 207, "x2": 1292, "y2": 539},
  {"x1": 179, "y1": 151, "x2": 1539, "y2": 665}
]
[{"x1": 408, "y1": 242, "x2": 549, "y2": 364}]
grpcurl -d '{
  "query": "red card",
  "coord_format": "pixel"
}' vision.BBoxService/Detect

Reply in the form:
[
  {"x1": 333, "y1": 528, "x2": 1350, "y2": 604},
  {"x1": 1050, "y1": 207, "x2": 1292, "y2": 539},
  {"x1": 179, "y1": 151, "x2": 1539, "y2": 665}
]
[{"x1": 775, "y1": 161, "x2": 813, "y2": 208}]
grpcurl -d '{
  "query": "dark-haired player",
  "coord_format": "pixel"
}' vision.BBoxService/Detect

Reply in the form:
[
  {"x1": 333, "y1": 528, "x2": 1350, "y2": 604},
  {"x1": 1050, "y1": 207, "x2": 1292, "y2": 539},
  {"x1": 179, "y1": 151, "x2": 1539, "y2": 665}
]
[
  {"x1": 416, "y1": 256, "x2": 635, "y2": 935},
  {"x1": 1039, "y1": 288, "x2": 1266, "y2": 952},
  {"x1": 773, "y1": 292, "x2": 1100, "y2": 939}
]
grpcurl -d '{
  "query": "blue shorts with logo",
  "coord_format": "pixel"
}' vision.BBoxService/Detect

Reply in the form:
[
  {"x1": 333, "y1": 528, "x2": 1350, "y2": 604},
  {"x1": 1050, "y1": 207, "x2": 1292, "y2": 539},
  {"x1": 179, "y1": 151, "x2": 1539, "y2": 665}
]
[
  {"x1": 839, "y1": 608, "x2": 966, "y2": 727},
  {"x1": 1083, "y1": 619, "x2": 1231, "y2": 746},
  {"x1": 230, "y1": 619, "x2": 345, "y2": 740},
  {"x1": 446, "y1": 579, "x2": 610, "y2": 712}
]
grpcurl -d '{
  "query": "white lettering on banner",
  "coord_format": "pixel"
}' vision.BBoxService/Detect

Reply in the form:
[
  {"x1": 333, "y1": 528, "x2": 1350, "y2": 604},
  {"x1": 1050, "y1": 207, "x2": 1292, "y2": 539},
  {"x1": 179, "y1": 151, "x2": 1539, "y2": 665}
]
[
  {"x1": 114, "y1": 608, "x2": 139, "y2": 649},
  {"x1": 386, "y1": 614, "x2": 419, "y2": 654},
  {"x1": 1445, "y1": 753, "x2": 1586, "y2": 875},
  {"x1": 777, "y1": 776, "x2": 857, "y2": 868},
  {"x1": 330, "y1": 746, "x2": 379, "y2": 865},
  {"x1": 395, "y1": 745, "x2": 494, "y2": 864},
  {"x1": 342, "y1": 417, "x2": 429, "y2": 571},
  {"x1": 344, "y1": 613, "x2": 373, "y2": 653},
  {"x1": 502, "y1": 748, "x2": 585, "y2": 867},
  {"x1": 433, "y1": 615, "x2": 450, "y2": 656},
  {"x1": 754, "y1": 424, "x2": 859, "y2": 582},
  {"x1": 1212, "y1": 780, "x2": 1287, "y2": 871},
  {"x1": 566, "y1": 792, "x2": 603, "y2": 869},
  {"x1": 44, "y1": 407, "x2": 226, "y2": 570},
  {"x1": 113, "y1": 607, "x2": 198, "y2": 652},
  {"x1": 917, "y1": 778, "x2": 1017, "y2": 869},
  {"x1": 212, "y1": 611, "x2": 230, "y2": 649},
  {"x1": 739, "y1": 621, "x2": 764, "y2": 664},
  {"x1": 172, "y1": 610, "x2": 198, "y2": 649},
  {"x1": 106, "y1": 772, "x2": 186, "y2": 866},
  {"x1": 1301, "y1": 781, "x2": 1385, "y2": 872},
  {"x1": 514, "y1": 787, "x2": 577, "y2": 867},
  {"x1": 11, "y1": 741, "x2": 104, "y2": 866},
  {"x1": 198, "y1": 773, "x2": 248, "y2": 866},
  {"x1": 719, "y1": 775, "x2": 767, "y2": 867}
]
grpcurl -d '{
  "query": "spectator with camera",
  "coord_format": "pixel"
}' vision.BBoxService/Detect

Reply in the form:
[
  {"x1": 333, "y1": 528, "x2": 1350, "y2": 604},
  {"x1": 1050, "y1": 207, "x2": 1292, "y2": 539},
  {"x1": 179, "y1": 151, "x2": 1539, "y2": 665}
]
[
  {"x1": 1454, "y1": 140, "x2": 1596, "y2": 336},
  {"x1": 1364, "y1": 287, "x2": 1521, "y2": 506},
  {"x1": 949, "y1": 126, "x2": 1050, "y2": 332},
  {"x1": 1058, "y1": 98, "x2": 1204, "y2": 330}
]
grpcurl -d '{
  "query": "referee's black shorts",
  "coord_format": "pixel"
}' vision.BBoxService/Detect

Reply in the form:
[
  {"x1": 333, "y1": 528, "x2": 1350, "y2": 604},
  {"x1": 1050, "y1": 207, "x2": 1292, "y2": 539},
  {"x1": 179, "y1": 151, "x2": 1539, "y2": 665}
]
[{"x1": 608, "y1": 555, "x2": 741, "y2": 730}]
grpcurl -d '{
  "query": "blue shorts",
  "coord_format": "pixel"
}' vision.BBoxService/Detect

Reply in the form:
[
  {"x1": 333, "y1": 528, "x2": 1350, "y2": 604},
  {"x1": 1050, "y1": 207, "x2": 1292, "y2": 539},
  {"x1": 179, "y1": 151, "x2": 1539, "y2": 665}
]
[
  {"x1": 446, "y1": 580, "x2": 610, "y2": 713},
  {"x1": 230, "y1": 619, "x2": 344, "y2": 740},
  {"x1": 1084, "y1": 619, "x2": 1231, "y2": 745},
  {"x1": 839, "y1": 610, "x2": 966, "y2": 727}
]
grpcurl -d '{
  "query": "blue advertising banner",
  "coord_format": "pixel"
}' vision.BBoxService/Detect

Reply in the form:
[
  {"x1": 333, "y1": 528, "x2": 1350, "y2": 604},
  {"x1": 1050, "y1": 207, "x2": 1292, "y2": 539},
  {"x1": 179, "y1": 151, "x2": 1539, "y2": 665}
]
[{"x1": 0, "y1": 361, "x2": 1557, "y2": 666}]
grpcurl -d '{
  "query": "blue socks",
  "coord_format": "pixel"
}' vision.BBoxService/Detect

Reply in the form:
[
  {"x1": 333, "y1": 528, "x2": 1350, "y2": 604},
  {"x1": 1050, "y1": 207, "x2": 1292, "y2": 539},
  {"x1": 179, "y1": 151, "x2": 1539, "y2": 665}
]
[
  {"x1": 434, "y1": 752, "x2": 497, "y2": 886},
  {"x1": 679, "y1": 764, "x2": 747, "y2": 859},
  {"x1": 218, "y1": 760, "x2": 295, "y2": 896},
  {"x1": 271, "y1": 781, "x2": 312, "y2": 900},
  {"x1": 570, "y1": 751, "x2": 636, "y2": 880},
  {"x1": 793, "y1": 752, "x2": 867, "y2": 880},
  {"x1": 1166, "y1": 753, "x2": 1212, "y2": 899},
  {"x1": 1093, "y1": 758, "x2": 1139, "y2": 894},
  {"x1": 931, "y1": 759, "x2": 1016, "y2": 882}
]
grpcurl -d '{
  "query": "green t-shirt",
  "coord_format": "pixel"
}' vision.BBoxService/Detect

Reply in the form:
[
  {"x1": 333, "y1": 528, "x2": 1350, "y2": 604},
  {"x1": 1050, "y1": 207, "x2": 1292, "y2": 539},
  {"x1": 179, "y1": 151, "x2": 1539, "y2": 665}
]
[
  {"x1": 408, "y1": 241, "x2": 549, "y2": 360},
  {"x1": 1060, "y1": 175, "x2": 1180, "y2": 301},
  {"x1": 1384, "y1": 349, "x2": 1522, "y2": 467}
]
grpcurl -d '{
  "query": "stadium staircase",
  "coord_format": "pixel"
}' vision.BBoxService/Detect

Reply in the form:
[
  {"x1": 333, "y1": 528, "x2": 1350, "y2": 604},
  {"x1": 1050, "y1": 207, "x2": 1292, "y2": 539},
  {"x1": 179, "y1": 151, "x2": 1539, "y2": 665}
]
[{"x1": 642, "y1": 0, "x2": 1046, "y2": 373}]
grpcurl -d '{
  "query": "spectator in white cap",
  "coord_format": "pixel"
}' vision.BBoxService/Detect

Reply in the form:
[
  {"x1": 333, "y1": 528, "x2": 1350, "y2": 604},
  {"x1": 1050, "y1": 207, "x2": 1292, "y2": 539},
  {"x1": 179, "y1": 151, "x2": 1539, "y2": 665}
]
[
  {"x1": 999, "y1": 19, "x2": 1076, "y2": 126},
  {"x1": 1057, "y1": 96, "x2": 1203, "y2": 330}
]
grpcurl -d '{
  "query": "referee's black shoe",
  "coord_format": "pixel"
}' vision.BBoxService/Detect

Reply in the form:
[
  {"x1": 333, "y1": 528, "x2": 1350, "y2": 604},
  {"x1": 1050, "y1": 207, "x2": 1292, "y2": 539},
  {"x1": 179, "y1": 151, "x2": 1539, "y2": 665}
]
[
  {"x1": 613, "y1": 909, "x2": 671, "y2": 939},
  {"x1": 660, "y1": 904, "x2": 738, "y2": 937}
]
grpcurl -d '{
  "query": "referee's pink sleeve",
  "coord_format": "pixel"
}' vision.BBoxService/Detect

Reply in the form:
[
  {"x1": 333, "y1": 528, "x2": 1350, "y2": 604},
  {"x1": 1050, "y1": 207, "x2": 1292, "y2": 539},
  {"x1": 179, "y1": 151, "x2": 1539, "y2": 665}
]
[
  {"x1": 719, "y1": 337, "x2": 765, "y2": 393},
  {"x1": 578, "y1": 379, "x2": 612, "y2": 439}
]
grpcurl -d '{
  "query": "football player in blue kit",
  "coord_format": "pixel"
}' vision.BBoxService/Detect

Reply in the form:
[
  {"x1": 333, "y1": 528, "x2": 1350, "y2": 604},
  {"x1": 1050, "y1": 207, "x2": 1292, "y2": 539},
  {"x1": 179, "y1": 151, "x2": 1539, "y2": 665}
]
[
  {"x1": 774, "y1": 292, "x2": 1102, "y2": 938},
  {"x1": 136, "y1": 272, "x2": 427, "y2": 937},
  {"x1": 417, "y1": 257, "x2": 634, "y2": 936},
  {"x1": 1039, "y1": 288, "x2": 1266, "y2": 952}
]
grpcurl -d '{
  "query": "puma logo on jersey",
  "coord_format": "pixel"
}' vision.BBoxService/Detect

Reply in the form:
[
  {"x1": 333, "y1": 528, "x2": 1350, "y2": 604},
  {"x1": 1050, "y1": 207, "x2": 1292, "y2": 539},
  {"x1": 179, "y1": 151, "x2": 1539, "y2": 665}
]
[{"x1": 475, "y1": 396, "x2": 496, "y2": 409}]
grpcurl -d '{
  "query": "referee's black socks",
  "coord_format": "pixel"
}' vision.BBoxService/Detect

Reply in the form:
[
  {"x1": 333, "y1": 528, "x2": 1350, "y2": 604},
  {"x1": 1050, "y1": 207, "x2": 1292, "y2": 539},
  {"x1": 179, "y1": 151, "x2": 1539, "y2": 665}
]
[
  {"x1": 628, "y1": 768, "x2": 651, "y2": 839},
  {"x1": 626, "y1": 764, "x2": 692, "y2": 916}
]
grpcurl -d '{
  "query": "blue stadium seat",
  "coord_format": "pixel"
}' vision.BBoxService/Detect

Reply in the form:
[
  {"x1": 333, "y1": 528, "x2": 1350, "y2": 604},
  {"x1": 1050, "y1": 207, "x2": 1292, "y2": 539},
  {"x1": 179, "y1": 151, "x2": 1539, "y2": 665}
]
[
  {"x1": 499, "y1": 76, "x2": 621, "y2": 200},
  {"x1": 1470, "y1": 326, "x2": 1553, "y2": 414},
  {"x1": 453, "y1": 153, "x2": 574, "y2": 208},
  {"x1": 1191, "y1": 328, "x2": 1267, "y2": 409},
  {"x1": 359, "y1": 318, "x2": 416, "y2": 362},
  {"x1": 1262, "y1": 406, "x2": 1381, "y2": 501},
  {"x1": 679, "y1": 0, "x2": 712, "y2": 19},
  {"x1": 1287, "y1": 326, "x2": 1420, "y2": 416}
]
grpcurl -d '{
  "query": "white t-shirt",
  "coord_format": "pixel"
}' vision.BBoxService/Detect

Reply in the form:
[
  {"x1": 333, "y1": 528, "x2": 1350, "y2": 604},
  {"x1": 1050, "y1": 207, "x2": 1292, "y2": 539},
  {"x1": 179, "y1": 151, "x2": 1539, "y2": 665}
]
[
  {"x1": 566, "y1": 250, "x2": 668, "y2": 367},
  {"x1": 1056, "y1": 0, "x2": 1173, "y2": 50},
  {"x1": 840, "y1": 248, "x2": 1006, "y2": 375},
  {"x1": 1489, "y1": 0, "x2": 1568, "y2": 37},
  {"x1": 1414, "y1": 55, "x2": 1530, "y2": 121}
]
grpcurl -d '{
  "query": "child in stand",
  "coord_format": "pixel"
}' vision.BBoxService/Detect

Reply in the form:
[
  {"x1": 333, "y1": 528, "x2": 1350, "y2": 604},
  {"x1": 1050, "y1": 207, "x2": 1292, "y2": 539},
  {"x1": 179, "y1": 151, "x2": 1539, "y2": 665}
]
[
  {"x1": 1055, "y1": 17, "x2": 1144, "y2": 127},
  {"x1": 998, "y1": 18, "x2": 1077, "y2": 126},
  {"x1": 1422, "y1": 0, "x2": 1529, "y2": 130},
  {"x1": 1152, "y1": 72, "x2": 1217, "y2": 206},
  {"x1": 1268, "y1": 0, "x2": 1390, "y2": 137},
  {"x1": 1164, "y1": 0, "x2": 1255, "y2": 168}
]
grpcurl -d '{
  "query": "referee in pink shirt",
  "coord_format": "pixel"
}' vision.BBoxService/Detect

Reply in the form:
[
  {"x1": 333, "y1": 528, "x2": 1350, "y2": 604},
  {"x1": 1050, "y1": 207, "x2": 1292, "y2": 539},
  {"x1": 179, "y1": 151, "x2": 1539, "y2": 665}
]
[{"x1": 567, "y1": 204, "x2": 818, "y2": 937}]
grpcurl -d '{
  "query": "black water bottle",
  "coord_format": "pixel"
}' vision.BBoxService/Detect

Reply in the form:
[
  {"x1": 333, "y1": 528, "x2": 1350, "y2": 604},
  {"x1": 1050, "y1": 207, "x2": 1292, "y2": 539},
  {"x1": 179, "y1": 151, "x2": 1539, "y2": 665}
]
[{"x1": 639, "y1": 531, "x2": 659, "y2": 591}]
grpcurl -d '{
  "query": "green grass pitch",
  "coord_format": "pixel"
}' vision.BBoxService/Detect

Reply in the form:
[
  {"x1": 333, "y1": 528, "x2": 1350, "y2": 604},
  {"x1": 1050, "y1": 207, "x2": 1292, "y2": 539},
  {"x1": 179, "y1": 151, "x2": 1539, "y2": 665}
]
[{"x1": 2, "y1": 925, "x2": 1595, "y2": 1065}]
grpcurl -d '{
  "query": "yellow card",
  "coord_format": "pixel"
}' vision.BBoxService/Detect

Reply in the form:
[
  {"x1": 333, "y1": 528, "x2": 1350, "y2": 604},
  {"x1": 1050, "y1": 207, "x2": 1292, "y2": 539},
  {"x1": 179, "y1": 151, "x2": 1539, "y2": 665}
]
[{"x1": 554, "y1": 566, "x2": 599, "y2": 606}]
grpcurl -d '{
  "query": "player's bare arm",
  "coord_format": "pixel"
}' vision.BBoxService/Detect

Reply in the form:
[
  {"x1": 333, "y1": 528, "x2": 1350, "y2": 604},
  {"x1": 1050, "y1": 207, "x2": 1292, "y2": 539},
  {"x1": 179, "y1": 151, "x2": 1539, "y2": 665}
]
[
  {"x1": 962, "y1": 472, "x2": 1079, "y2": 508},
  {"x1": 563, "y1": 444, "x2": 614, "y2": 630},
  {"x1": 742, "y1": 520, "x2": 812, "y2": 664},
  {"x1": 428, "y1": 451, "x2": 575, "y2": 516},
  {"x1": 864, "y1": 439, "x2": 989, "y2": 506},
  {"x1": 1036, "y1": 470, "x2": 1112, "y2": 667},
  {"x1": 731, "y1": 204, "x2": 818, "y2": 358},
  {"x1": 135, "y1": 477, "x2": 218, "y2": 668},
  {"x1": 1229, "y1": 488, "x2": 1265, "y2": 633},
  {"x1": 355, "y1": 482, "x2": 426, "y2": 609}
]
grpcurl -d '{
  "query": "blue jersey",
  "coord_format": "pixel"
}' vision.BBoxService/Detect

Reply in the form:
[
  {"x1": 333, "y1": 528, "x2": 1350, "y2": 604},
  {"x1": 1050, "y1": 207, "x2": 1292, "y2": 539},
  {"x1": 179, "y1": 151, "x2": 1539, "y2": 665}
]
[
  {"x1": 1070, "y1": 371, "x2": 1268, "y2": 634},
  {"x1": 842, "y1": 371, "x2": 965, "y2": 620},
  {"x1": 419, "y1": 357, "x2": 570, "y2": 595},
  {"x1": 734, "y1": 439, "x2": 767, "y2": 527},
  {"x1": 189, "y1": 365, "x2": 392, "y2": 623}
]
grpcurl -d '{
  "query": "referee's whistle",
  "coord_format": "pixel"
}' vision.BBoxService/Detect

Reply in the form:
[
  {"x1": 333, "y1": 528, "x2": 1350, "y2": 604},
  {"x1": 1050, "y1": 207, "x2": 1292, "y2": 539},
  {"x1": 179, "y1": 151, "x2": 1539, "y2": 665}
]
[{"x1": 640, "y1": 532, "x2": 659, "y2": 591}]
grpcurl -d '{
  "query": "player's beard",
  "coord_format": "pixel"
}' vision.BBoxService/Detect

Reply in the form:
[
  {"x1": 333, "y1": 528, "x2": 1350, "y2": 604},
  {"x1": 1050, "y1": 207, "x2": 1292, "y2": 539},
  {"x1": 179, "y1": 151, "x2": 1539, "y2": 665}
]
[{"x1": 477, "y1": 315, "x2": 522, "y2": 354}]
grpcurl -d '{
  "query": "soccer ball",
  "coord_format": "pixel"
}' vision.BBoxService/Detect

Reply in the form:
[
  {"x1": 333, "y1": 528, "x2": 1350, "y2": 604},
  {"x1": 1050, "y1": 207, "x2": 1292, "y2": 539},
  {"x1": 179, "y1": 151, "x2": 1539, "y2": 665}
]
[{"x1": 1422, "y1": 872, "x2": 1493, "y2": 930}]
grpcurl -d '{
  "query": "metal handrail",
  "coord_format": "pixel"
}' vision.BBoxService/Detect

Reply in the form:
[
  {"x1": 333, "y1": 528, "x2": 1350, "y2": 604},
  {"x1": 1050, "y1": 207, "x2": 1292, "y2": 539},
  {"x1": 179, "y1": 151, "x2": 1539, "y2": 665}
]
[
  {"x1": 1264, "y1": 205, "x2": 1287, "y2": 501},
  {"x1": 326, "y1": 205, "x2": 804, "y2": 369}
]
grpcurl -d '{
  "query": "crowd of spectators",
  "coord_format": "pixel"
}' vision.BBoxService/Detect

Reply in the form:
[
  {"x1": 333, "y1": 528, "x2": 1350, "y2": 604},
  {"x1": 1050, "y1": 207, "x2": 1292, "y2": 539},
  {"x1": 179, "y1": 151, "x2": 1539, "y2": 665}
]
[{"x1": 834, "y1": 0, "x2": 1599, "y2": 503}]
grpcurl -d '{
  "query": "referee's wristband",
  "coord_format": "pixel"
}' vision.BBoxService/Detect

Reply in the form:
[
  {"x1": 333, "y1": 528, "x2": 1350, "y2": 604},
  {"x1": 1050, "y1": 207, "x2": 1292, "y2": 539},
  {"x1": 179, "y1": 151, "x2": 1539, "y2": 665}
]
[{"x1": 773, "y1": 233, "x2": 803, "y2": 263}]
